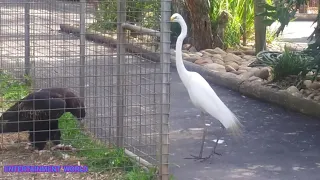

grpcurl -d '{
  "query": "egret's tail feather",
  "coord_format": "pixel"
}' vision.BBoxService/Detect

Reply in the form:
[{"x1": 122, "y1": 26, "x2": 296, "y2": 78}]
[{"x1": 225, "y1": 113, "x2": 244, "y2": 140}]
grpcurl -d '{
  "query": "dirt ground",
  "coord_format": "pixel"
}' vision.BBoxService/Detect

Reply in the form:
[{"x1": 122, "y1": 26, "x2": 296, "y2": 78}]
[{"x1": 0, "y1": 133, "x2": 123, "y2": 180}]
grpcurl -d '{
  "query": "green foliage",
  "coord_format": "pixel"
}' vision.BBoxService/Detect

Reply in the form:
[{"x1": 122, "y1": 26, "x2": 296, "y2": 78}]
[
  {"x1": 266, "y1": 28, "x2": 277, "y2": 44},
  {"x1": 91, "y1": 0, "x2": 160, "y2": 32},
  {"x1": 124, "y1": 167, "x2": 157, "y2": 180},
  {"x1": 209, "y1": 0, "x2": 255, "y2": 48},
  {"x1": 300, "y1": 49, "x2": 320, "y2": 82},
  {"x1": 270, "y1": 47, "x2": 313, "y2": 81},
  {"x1": 257, "y1": 0, "x2": 307, "y2": 36},
  {"x1": 91, "y1": 0, "x2": 117, "y2": 31},
  {"x1": 59, "y1": 112, "x2": 157, "y2": 178},
  {"x1": 0, "y1": 71, "x2": 31, "y2": 108}
]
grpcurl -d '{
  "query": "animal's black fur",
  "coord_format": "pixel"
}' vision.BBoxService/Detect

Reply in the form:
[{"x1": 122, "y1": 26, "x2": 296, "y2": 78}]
[
  {"x1": 0, "y1": 88, "x2": 86, "y2": 150},
  {"x1": 39, "y1": 88, "x2": 86, "y2": 120}
]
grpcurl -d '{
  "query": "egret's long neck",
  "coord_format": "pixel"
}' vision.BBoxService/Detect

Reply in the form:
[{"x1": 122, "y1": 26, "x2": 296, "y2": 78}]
[{"x1": 175, "y1": 20, "x2": 189, "y2": 84}]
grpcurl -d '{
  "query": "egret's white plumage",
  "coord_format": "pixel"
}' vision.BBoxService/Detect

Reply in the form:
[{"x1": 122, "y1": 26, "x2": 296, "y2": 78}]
[{"x1": 170, "y1": 13, "x2": 243, "y2": 160}]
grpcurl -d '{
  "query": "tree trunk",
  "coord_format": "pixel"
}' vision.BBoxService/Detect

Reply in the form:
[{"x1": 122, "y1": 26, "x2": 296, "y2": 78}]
[
  {"x1": 171, "y1": 0, "x2": 192, "y2": 46},
  {"x1": 254, "y1": 0, "x2": 266, "y2": 54},
  {"x1": 184, "y1": 0, "x2": 213, "y2": 51}
]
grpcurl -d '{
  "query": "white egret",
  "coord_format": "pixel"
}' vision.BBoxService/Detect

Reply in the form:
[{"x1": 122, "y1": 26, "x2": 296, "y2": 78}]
[{"x1": 170, "y1": 13, "x2": 243, "y2": 161}]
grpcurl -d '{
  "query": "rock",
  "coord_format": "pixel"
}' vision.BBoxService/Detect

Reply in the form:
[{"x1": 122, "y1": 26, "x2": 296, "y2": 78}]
[
  {"x1": 202, "y1": 51, "x2": 214, "y2": 57},
  {"x1": 189, "y1": 46, "x2": 197, "y2": 53},
  {"x1": 182, "y1": 53, "x2": 190, "y2": 58},
  {"x1": 242, "y1": 55, "x2": 256, "y2": 61},
  {"x1": 309, "y1": 82, "x2": 320, "y2": 90},
  {"x1": 211, "y1": 54, "x2": 224, "y2": 65},
  {"x1": 303, "y1": 80, "x2": 312, "y2": 89},
  {"x1": 223, "y1": 53, "x2": 243, "y2": 63},
  {"x1": 307, "y1": 93, "x2": 316, "y2": 100},
  {"x1": 237, "y1": 70, "x2": 248, "y2": 74},
  {"x1": 182, "y1": 50, "x2": 189, "y2": 53},
  {"x1": 252, "y1": 78, "x2": 263, "y2": 84},
  {"x1": 287, "y1": 86, "x2": 299, "y2": 93},
  {"x1": 239, "y1": 66, "x2": 252, "y2": 71},
  {"x1": 314, "y1": 96, "x2": 320, "y2": 101},
  {"x1": 248, "y1": 76, "x2": 261, "y2": 82},
  {"x1": 195, "y1": 52, "x2": 203, "y2": 57},
  {"x1": 240, "y1": 61, "x2": 250, "y2": 66},
  {"x1": 204, "y1": 63, "x2": 226, "y2": 72},
  {"x1": 225, "y1": 65, "x2": 236, "y2": 72},
  {"x1": 248, "y1": 67, "x2": 260, "y2": 72},
  {"x1": 225, "y1": 62, "x2": 239, "y2": 71},
  {"x1": 211, "y1": 54, "x2": 223, "y2": 60},
  {"x1": 182, "y1": 44, "x2": 192, "y2": 50},
  {"x1": 205, "y1": 47, "x2": 226, "y2": 55},
  {"x1": 194, "y1": 58, "x2": 213, "y2": 65},
  {"x1": 211, "y1": 54, "x2": 224, "y2": 61},
  {"x1": 184, "y1": 57, "x2": 198, "y2": 63},
  {"x1": 303, "y1": 89, "x2": 312, "y2": 96},
  {"x1": 230, "y1": 71, "x2": 243, "y2": 75},
  {"x1": 239, "y1": 71, "x2": 256, "y2": 80},
  {"x1": 286, "y1": 86, "x2": 302, "y2": 97},
  {"x1": 254, "y1": 67, "x2": 270, "y2": 80},
  {"x1": 189, "y1": 55, "x2": 202, "y2": 61},
  {"x1": 213, "y1": 59, "x2": 225, "y2": 65}
]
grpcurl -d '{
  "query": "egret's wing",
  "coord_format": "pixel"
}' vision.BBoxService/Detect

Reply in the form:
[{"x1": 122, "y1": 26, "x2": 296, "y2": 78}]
[{"x1": 188, "y1": 72, "x2": 243, "y2": 137}]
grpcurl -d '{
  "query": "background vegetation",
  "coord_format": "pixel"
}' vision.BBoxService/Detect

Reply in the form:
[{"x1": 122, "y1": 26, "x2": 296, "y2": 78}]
[{"x1": 91, "y1": 0, "x2": 278, "y2": 49}]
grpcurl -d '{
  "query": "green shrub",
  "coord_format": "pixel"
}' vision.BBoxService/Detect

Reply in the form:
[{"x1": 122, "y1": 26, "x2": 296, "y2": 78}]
[
  {"x1": 90, "y1": 0, "x2": 160, "y2": 32},
  {"x1": 0, "y1": 71, "x2": 31, "y2": 108},
  {"x1": 209, "y1": 0, "x2": 255, "y2": 48},
  {"x1": 271, "y1": 47, "x2": 313, "y2": 81}
]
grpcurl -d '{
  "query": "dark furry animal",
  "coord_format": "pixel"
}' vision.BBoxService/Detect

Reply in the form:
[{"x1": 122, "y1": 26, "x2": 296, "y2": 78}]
[
  {"x1": 38, "y1": 88, "x2": 86, "y2": 120},
  {"x1": 0, "y1": 88, "x2": 86, "y2": 150}
]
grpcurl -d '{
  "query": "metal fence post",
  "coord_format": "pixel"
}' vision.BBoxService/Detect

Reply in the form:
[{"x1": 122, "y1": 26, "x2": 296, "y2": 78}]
[
  {"x1": 25, "y1": 0, "x2": 31, "y2": 78},
  {"x1": 79, "y1": 0, "x2": 86, "y2": 100},
  {"x1": 0, "y1": 6, "x2": 2, "y2": 68},
  {"x1": 116, "y1": 0, "x2": 126, "y2": 148},
  {"x1": 160, "y1": 0, "x2": 171, "y2": 179}
]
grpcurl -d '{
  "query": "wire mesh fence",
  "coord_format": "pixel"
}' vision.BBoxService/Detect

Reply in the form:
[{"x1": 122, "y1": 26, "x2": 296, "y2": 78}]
[{"x1": 0, "y1": 0, "x2": 170, "y2": 179}]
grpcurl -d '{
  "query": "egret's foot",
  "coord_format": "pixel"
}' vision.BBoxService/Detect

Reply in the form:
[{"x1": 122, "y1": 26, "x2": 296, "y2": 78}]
[
  {"x1": 184, "y1": 154, "x2": 206, "y2": 161},
  {"x1": 199, "y1": 151, "x2": 222, "y2": 162}
]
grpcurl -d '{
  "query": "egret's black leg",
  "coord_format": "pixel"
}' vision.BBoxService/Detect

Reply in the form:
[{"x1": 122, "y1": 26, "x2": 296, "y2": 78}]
[
  {"x1": 200, "y1": 124, "x2": 225, "y2": 162},
  {"x1": 185, "y1": 112, "x2": 208, "y2": 160}
]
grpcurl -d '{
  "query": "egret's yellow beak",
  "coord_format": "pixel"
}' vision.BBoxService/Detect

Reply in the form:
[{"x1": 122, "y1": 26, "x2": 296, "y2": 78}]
[{"x1": 170, "y1": 16, "x2": 174, "y2": 22}]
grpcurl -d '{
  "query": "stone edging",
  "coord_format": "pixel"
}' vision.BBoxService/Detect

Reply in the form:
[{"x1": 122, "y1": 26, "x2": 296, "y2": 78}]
[
  {"x1": 172, "y1": 58, "x2": 320, "y2": 118},
  {"x1": 59, "y1": 24, "x2": 320, "y2": 119}
]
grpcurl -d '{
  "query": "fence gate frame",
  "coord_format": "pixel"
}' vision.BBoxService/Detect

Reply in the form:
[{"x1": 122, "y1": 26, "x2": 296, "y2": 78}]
[{"x1": 95, "y1": 0, "x2": 171, "y2": 179}]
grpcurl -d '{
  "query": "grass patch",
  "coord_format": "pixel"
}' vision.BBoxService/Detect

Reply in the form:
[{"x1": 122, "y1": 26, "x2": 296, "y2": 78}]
[
  {"x1": 59, "y1": 113, "x2": 158, "y2": 179},
  {"x1": 271, "y1": 47, "x2": 313, "y2": 82},
  {"x1": 0, "y1": 71, "x2": 31, "y2": 108}
]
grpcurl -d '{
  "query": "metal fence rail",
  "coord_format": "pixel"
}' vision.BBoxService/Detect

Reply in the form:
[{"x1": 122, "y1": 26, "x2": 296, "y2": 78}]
[{"x1": 0, "y1": 0, "x2": 170, "y2": 179}]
